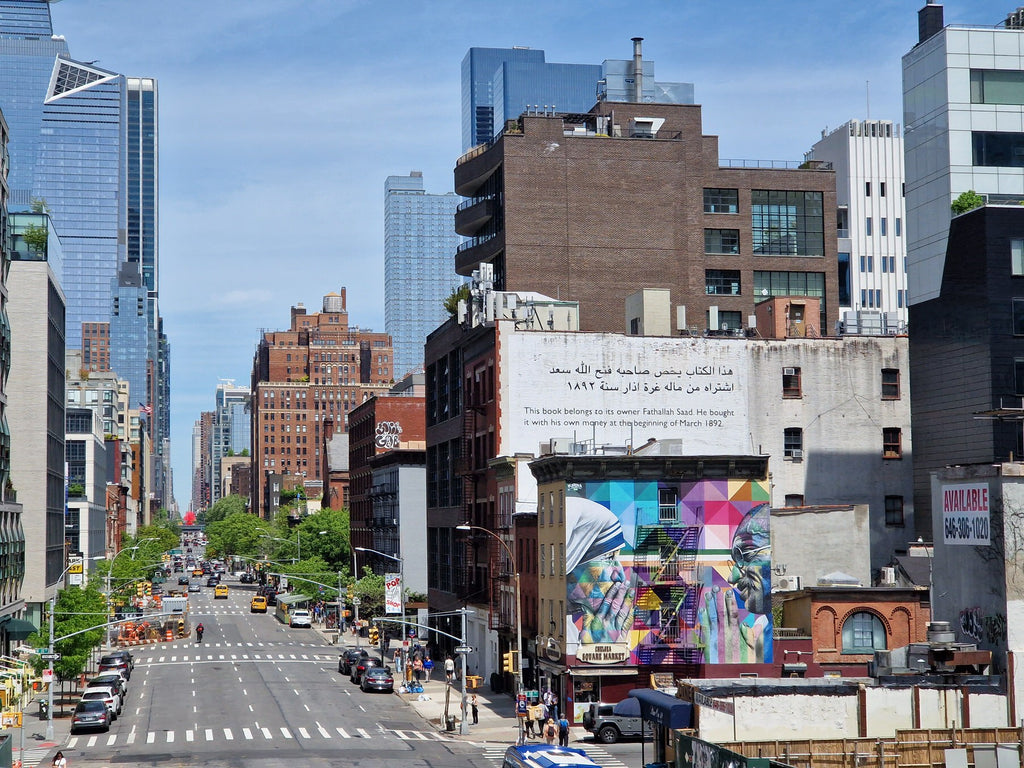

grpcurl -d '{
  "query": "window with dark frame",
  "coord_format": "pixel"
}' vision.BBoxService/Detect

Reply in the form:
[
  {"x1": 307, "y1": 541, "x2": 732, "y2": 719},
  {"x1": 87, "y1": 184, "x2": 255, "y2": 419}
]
[
  {"x1": 703, "y1": 188, "x2": 739, "y2": 214},
  {"x1": 1014, "y1": 299, "x2": 1024, "y2": 335},
  {"x1": 784, "y1": 494, "x2": 804, "y2": 507},
  {"x1": 884, "y1": 496, "x2": 905, "y2": 526},
  {"x1": 1015, "y1": 358, "x2": 1024, "y2": 395},
  {"x1": 705, "y1": 269, "x2": 741, "y2": 295},
  {"x1": 658, "y1": 487, "x2": 678, "y2": 522},
  {"x1": 881, "y1": 369, "x2": 900, "y2": 400},
  {"x1": 704, "y1": 228, "x2": 740, "y2": 254},
  {"x1": 1013, "y1": 239, "x2": 1024, "y2": 276},
  {"x1": 883, "y1": 427, "x2": 902, "y2": 459},
  {"x1": 782, "y1": 367, "x2": 802, "y2": 398},
  {"x1": 784, "y1": 427, "x2": 803, "y2": 458}
]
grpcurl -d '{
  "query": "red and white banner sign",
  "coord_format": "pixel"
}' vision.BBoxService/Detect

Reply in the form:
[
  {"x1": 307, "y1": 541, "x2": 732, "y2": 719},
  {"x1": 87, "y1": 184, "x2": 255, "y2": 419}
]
[{"x1": 384, "y1": 573, "x2": 401, "y2": 614}]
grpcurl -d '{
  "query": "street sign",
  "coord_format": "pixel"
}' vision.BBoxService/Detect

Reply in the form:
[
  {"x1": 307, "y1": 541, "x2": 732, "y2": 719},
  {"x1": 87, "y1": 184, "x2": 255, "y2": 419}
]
[
  {"x1": 454, "y1": 645, "x2": 473, "y2": 654},
  {"x1": 39, "y1": 653, "x2": 60, "y2": 661}
]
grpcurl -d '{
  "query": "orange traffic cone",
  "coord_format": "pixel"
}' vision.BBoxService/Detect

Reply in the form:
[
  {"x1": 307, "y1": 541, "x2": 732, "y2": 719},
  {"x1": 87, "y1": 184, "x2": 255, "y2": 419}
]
[{"x1": 165, "y1": 627, "x2": 172, "y2": 642}]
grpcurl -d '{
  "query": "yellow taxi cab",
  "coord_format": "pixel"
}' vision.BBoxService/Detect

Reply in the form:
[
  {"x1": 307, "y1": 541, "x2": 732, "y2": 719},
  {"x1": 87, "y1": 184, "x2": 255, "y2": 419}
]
[
  {"x1": 192, "y1": 568, "x2": 204, "y2": 577},
  {"x1": 250, "y1": 595, "x2": 268, "y2": 613},
  {"x1": 214, "y1": 584, "x2": 229, "y2": 599}
]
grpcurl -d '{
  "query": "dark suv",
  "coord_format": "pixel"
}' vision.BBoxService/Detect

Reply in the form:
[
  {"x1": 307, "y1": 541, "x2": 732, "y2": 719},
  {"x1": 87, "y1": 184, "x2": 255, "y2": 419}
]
[
  {"x1": 350, "y1": 656, "x2": 382, "y2": 685},
  {"x1": 98, "y1": 654, "x2": 131, "y2": 680}
]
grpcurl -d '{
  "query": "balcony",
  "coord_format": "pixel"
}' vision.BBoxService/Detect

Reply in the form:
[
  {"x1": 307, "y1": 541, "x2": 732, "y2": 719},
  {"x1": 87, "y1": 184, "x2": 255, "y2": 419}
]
[
  {"x1": 455, "y1": 140, "x2": 503, "y2": 197},
  {"x1": 455, "y1": 230, "x2": 504, "y2": 276},
  {"x1": 455, "y1": 196, "x2": 496, "y2": 237}
]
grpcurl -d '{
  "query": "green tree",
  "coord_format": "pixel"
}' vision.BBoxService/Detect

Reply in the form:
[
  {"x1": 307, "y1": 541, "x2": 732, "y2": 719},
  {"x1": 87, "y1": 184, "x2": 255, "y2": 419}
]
[
  {"x1": 295, "y1": 508, "x2": 350, "y2": 572},
  {"x1": 443, "y1": 283, "x2": 470, "y2": 316},
  {"x1": 21, "y1": 223, "x2": 48, "y2": 254},
  {"x1": 30, "y1": 197, "x2": 49, "y2": 214},
  {"x1": 26, "y1": 583, "x2": 106, "y2": 692},
  {"x1": 205, "y1": 511, "x2": 271, "y2": 559},
  {"x1": 951, "y1": 189, "x2": 985, "y2": 214},
  {"x1": 204, "y1": 494, "x2": 247, "y2": 525}
]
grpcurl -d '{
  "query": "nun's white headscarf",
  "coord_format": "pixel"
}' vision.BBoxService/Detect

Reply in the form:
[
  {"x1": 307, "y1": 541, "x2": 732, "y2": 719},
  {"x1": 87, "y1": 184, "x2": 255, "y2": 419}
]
[{"x1": 566, "y1": 496, "x2": 627, "y2": 572}]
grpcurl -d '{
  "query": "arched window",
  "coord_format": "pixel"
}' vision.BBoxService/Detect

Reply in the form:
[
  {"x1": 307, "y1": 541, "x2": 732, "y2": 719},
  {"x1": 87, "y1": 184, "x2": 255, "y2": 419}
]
[{"x1": 841, "y1": 611, "x2": 886, "y2": 654}]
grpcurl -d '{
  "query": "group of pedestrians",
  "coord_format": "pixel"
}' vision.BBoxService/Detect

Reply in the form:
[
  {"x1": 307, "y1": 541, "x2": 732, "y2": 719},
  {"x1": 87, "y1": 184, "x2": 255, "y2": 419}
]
[{"x1": 523, "y1": 690, "x2": 569, "y2": 745}]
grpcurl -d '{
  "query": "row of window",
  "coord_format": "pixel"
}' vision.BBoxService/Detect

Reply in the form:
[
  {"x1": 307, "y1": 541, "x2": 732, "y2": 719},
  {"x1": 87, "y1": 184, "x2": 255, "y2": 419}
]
[
  {"x1": 783, "y1": 425, "x2": 903, "y2": 460},
  {"x1": 864, "y1": 217, "x2": 901, "y2": 237},
  {"x1": 783, "y1": 367, "x2": 900, "y2": 399},
  {"x1": 859, "y1": 255, "x2": 903, "y2": 273},
  {"x1": 703, "y1": 189, "x2": 826, "y2": 258}
]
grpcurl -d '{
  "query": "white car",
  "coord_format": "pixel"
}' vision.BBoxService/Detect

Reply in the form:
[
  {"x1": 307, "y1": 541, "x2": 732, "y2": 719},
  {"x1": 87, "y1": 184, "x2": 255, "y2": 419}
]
[
  {"x1": 80, "y1": 686, "x2": 122, "y2": 719},
  {"x1": 289, "y1": 609, "x2": 312, "y2": 628}
]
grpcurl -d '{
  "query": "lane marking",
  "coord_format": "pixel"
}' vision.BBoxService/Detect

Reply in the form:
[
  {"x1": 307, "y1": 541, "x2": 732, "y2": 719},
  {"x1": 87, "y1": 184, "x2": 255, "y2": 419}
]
[
  {"x1": 146, "y1": 732, "x2": 155, "y2": 744},
  {"x1": 298, "y1": 727, "x2": 310, "y2": 738},
  {"x1": 186, "y1": 730, "x2": 194, "y2": 742},
  {"x1": 261, "y1": 726, "x2": 272, "y2": 739},
  {"x1": 281, "y1": 727, "x2": 293, "y2": 739}
]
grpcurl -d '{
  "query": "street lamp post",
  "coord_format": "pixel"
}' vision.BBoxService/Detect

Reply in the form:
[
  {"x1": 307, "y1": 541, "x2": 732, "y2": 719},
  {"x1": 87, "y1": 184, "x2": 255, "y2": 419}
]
[
  {"x1": 261, "y1": 534, "x2": 301, "y2": 564},
  {"x1": 47, "y1": 555, "x2": 104, "y2": 740},
  {"x1": 354, "y1": 547, "x2": 405, "y2": 669},
  {"x1": 457, "y1": 523, "x2": 523, "y2": 744},
  {"x1": 352, "y1": 548, "x2": 361, "y2": 650}
]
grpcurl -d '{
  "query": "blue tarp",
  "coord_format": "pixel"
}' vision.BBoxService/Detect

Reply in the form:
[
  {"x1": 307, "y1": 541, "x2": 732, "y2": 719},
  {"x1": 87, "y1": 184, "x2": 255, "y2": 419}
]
[{"x1": 627, "y1": 688, "x2": 693, "y2": 729}]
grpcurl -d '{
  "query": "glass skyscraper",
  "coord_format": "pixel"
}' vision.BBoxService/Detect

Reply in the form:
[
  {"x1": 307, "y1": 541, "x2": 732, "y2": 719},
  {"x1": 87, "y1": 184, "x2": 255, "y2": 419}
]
[
  {"x1": 0, "y1": 2, "x2": 171, "y2": 507},
  {"x1": 109, "y1": 262, "x2": 149, "y2": 421},
  {"x1": 384, "y1": 172, "x2": 461, "y2": 379},
  {"x1": 461, "y1": 45, "x2": 695, "y2": 151}
]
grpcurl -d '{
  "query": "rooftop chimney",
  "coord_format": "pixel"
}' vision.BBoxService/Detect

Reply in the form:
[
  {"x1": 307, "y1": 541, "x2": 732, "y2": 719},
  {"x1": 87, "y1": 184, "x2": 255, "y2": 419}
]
[
  {"x1": 631, "y1": 37, "x2": 643, "y2": 103},
  {"x1": 918, "y1": 1, "x2": 944, "y2": 44}
]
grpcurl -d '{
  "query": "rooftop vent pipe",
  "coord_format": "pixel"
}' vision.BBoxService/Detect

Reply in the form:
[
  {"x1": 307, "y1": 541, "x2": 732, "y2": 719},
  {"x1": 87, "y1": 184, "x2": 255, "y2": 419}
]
[{"x1": 631, "y1": 37, "x2": 643, "y2": 103}]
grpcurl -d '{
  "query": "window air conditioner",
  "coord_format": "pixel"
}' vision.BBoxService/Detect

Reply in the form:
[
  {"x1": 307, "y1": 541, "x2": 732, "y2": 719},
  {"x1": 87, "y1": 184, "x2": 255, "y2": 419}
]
[
  {"x1": 776, "y1": 575, "x2": 801, "y2": 591},
  {"x1": 783, "y1": 367, "x2": 796, "y2": 376},
  {"x1": 789, "y1": 449, "x2": 803, "y2": 460}
]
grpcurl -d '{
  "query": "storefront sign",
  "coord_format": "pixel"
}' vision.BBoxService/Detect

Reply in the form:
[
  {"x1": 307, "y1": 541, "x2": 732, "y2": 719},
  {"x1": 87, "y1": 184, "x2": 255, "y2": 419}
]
[
  {"x1": 384, "y1": 573, "x2": 401, "y2": 614},
  {"x1": 577, "y1": 643, "x2": 630, "y2": 665},
  {"x1": 694, "y1": 691, "x2": 734, "y2": 715}
]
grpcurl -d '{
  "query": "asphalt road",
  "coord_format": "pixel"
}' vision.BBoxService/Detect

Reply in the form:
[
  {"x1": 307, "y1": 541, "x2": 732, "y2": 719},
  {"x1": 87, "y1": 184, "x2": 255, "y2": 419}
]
[{"x1": 60, "y1": 576, "x2": 488, "y2": 768}]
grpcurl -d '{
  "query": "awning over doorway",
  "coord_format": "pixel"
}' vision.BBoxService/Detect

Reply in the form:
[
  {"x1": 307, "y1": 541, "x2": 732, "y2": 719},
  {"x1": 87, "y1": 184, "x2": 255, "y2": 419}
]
[{"x1": 1, "y1": 617, "x2": 37, "y2": 641}]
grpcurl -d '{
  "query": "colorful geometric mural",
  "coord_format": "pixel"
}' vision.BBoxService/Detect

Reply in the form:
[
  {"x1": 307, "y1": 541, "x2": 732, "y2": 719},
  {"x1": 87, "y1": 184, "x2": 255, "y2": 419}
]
[{"x1": 565, "y1": 478, "x2": 772, "y2": 667}]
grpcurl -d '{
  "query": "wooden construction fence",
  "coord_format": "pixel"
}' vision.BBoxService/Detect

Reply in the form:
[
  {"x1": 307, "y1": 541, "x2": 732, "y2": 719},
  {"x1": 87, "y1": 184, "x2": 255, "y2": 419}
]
[{"x1": 722, "y1": 728, "x2": 1024, "y2": 768}]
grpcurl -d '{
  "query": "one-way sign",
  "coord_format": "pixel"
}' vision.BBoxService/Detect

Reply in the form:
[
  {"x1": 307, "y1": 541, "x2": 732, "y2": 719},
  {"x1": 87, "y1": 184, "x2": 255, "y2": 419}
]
[
  {"x1": 39, "y1": 653, "x2": 60, "y2": 661},
  {"x1": 454, "y1": 645, "x2": 473, "y2": 654}
]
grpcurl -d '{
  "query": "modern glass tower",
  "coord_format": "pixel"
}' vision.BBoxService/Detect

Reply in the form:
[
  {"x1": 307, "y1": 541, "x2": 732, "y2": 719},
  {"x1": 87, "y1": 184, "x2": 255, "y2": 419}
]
[
  {"x1": 384, "y1": 172, "x2": 461, "y2": 379},
  {"x1": 462, "y1": 43, "x2": 694, "y2": 151},
  {"x1": 211, "y1": 382, "x2": 249, "y2": 505},
  {"x1": 109, "y1": 261, "x2": 150, "y2": 422}
]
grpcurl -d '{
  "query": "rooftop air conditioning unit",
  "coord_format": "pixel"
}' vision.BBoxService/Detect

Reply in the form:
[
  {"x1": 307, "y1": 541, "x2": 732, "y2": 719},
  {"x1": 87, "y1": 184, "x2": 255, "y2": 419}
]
[
  {"x1": 880, "y1": 566, "x2": 897, "y2": 586},
  {"x1": 776, "y1": 575, "x2": 801, "y2": 591}
]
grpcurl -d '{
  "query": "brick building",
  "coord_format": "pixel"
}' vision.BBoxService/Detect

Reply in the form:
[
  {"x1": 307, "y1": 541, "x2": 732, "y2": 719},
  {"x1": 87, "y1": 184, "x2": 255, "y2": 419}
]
[
  {"x1": 454, "y1": 100, "x2": 840, "y2": 337},
  {"x1": 348, "y1": 377, "x2": 425, "y2": 583},
  {"x1": 250, "y1": 291, "x2": 393, "y2": 518}
]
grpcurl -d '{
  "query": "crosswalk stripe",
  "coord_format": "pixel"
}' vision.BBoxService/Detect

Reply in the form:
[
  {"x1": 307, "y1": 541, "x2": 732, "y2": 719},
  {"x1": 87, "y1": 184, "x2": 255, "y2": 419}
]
[
  {"x1": 395, "y1": 730, "x2": 410, "y2": 740},
  {"x1": 317, "y1": 724, "x2": 331, "y2": 738},
  {"x1": 167, "y1": 731, "x2": 174, "y2": 743},
  {"x1": 186, "y1": 730, "x2": 194, "y2": 742},
  {"x1": 146, "y1": 732, "x2": 155, "y2": 744},
  {"x1": 261, "y1": 726, "x2": 273, "y2": 739},
  {"x1": 357, "y1": 728, "x2": 371, "y2": 738},
  {"x1": 298, "y1": 727, "x2": 310, "y2": 738},
  {"x1": 281, "y1": 727, "x2": 293, "y2": 739},
  {"x1": 336, "y1": 727, "x2": 350, "y2": 738},
  {"x1": 126, "y1": 731, "x2": 136, "y2": 744},
  {"x1": 242, "y1": 727, "x2": 253, "y2": 740},
  {"x1": 224, "y1": 728, "x2": 233, "y2": 740},
  {"x1": 66, "y1": 738, "x2": 78, "y2": 748},
  {"x1": 205, "y1": 728, "x2": 214, "y2": 741},
  {"x1": 86, "y1": 736, "x2": 98, "y2": 748}
]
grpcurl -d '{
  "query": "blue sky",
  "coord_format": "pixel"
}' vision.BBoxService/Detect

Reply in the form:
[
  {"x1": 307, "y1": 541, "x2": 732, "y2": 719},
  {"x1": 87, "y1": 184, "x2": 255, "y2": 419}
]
[{"x1": 46, "y1": 0, "x2": 1006, "y2": 508}]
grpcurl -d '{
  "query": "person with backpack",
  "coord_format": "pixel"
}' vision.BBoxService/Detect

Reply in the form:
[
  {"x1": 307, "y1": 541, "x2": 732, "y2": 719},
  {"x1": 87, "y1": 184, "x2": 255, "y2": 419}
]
[
  {"x1": 544, "y1": 717, "x2": 557, "y2": 745},
  {"x1": 195, "y1": 623, "x2": 204, "y2": 643},
  {"x1": 558, "y1": 714, "x2": 570, "y2": 746}
]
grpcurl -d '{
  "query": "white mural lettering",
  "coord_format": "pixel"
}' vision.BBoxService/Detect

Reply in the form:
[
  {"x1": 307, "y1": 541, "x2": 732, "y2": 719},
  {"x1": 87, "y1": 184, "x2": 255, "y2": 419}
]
[{"x1": 375, "y1": 421, "x2": 403, "y2": 449}]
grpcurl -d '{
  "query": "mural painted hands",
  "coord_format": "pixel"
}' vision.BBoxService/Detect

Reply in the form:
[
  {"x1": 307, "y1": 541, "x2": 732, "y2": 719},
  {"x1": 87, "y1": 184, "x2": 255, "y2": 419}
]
[
  {"x1": 697, "y1": 586, "x2": 770, "y2": 664},
  {"x1": 569, "y1": 560, "x2": 635, "y2": 644}
]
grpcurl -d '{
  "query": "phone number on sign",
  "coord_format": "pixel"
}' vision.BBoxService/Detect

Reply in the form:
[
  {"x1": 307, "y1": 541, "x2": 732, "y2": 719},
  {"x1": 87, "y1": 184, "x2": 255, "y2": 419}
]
[{"x1": 943, "y1": 512, "x2": 990, "y2": 545}]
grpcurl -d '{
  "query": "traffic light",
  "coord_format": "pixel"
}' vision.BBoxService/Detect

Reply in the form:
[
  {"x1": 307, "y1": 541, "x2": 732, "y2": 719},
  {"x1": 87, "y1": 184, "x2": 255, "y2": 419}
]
[
  {"x1": 136, "y1": 583, "x2": 144, "y2": 597},
  {"x1": 502, "y1": 651, "x2": 517, "y2": 673},
  {"x1": 369, "y1": 625, "x2": 379, "y2": 645},
  {"x1": 346, "y1": 585, "x2": 354, "y2": 601}
]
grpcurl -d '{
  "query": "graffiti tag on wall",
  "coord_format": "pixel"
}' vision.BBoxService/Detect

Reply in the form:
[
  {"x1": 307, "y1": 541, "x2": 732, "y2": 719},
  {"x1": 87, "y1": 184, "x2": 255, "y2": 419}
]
[
  {"x1": 375, "y1": 421, "x2": 403, "y2": 449},
  {"x1": 959, "y1": 606, "x2": 1007, "y2": 644}
]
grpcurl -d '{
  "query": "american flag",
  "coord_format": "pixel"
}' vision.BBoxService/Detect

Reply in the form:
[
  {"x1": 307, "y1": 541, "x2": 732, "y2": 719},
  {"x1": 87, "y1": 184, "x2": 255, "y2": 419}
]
[{"x1": 139, "y1": 402, "x2": 153, "y2": 416}]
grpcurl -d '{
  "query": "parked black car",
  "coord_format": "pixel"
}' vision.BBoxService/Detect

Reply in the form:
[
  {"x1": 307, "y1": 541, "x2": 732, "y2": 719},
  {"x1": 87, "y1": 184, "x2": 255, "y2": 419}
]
[
  {"x1": 98, "y1": 654, "x2": 131, "y2": 680},
  {"x1": 338, "y1": 648, "x2": 369, "y2": 675}
]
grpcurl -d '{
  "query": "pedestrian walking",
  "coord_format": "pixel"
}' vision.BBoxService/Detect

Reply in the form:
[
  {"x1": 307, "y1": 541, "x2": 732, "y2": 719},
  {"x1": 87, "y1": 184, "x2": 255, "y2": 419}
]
[
  {"x1": 535, "y1": 702, "x2": 548, "y2": 738},
  {"x1": 544, "y1": 718, "x2": 557, "y2": 745},
  {"x1": 52, "y1": 751, "x2": 67, "y2": 768},
  {"x1": 413, "y1": 656, "x2": 424, "y2": 682},
  {"x1": 195, "y1": 623, "x2": 204, "y2": 643},
  {"x1": 471, "y1": 693, "x2": 479, "y2": 725},
  {"x1": 544, "y1": 688, "x2": 558, "y2": 719},
  {"x1": 528, "y1": 704, "x2": 544, "y2": 741},
  {"x1": 558, "y1": 714, "x2": 570, "y2": 746},
  {"x1": 444, "y1": 655, "x2": 455, "y2": 684}
]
